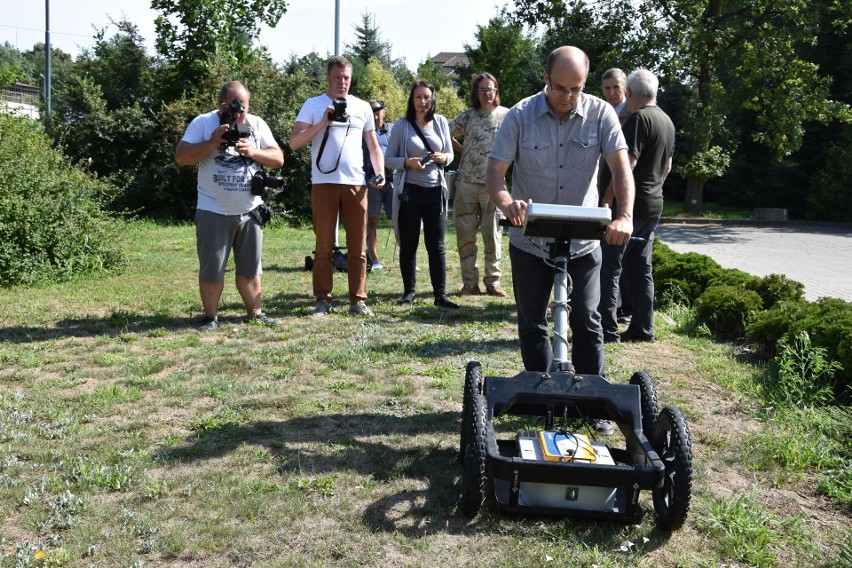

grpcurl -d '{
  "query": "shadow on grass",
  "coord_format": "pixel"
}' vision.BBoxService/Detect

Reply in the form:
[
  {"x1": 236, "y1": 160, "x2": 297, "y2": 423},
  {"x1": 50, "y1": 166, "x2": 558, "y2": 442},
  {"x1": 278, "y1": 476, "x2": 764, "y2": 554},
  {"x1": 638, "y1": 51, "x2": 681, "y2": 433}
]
[
  {"x1": 160, "y1": 412, "x2": 465, "y2": 532},
  {"x1": 157, "y1": 412, "x2": 674, "y2": 549},
  {"x1": 265, "y1": 288, "x2": 520, "y2": 326},
  {"x1": 0, "y1": 296, "x2": 301, "y2": 344},
  {"x1": 262, "y1": 262, "x2": 310, "y2": 274},
  {"x1": 0, "y1": 312, "x2": 195, "y2": 344}
]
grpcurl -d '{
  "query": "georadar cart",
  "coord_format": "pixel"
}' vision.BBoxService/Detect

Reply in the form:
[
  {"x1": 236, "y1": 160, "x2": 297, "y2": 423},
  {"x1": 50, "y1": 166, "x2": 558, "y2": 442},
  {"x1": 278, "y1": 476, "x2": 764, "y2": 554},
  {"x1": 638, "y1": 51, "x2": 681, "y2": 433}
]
[{"x1": 459, "y1": 203, "x2": 693, "y2": 530}]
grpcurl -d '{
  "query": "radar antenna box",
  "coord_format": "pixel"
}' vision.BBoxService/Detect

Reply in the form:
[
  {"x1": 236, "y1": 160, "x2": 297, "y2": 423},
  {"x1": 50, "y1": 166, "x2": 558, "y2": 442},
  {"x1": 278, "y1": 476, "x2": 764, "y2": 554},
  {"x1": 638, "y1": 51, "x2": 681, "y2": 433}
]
[{"x1": 522, "y1": 202, "x2": 612, "y2": 240}]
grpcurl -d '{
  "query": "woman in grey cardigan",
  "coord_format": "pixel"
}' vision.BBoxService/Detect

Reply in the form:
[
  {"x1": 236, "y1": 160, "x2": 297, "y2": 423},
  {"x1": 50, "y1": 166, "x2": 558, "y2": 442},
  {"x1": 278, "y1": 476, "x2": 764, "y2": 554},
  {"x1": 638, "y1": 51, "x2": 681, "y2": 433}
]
[{"x1": 384, "y1": 80, "x2": 459, "y2": 308}]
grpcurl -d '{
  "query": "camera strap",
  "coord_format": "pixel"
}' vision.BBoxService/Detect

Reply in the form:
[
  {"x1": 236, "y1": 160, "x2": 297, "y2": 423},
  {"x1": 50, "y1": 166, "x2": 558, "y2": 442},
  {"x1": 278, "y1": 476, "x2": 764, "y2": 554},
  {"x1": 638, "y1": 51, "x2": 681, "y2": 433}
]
[
  {"x1": 316, "y1": 122, "x2": 352, "y2": 174},
  {"x1": 407, "y1": 118, "x2": 435, "y2": 154}
]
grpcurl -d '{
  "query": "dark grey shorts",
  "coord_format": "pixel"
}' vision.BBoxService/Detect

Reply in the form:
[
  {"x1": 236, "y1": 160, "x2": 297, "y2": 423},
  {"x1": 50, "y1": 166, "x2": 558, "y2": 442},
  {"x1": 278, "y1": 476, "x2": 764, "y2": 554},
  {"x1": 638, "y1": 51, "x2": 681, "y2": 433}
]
[
  {"x1": 367, "y1": 180, "x2": 394, "y2": 218},
  {"x1": 195, "y1": 208, "x2": 262, "y2": 282}
]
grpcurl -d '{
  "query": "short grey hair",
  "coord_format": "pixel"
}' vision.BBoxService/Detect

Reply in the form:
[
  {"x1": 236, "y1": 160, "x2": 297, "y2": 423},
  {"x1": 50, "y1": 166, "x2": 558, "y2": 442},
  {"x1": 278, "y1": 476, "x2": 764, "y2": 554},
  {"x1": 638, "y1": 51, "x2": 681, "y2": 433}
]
[
  {"x1": 626, "y1": 68, "x2": 659, "y2": 99},
  {"x1": 601, "y1": 68, "x2": 627, "y2": 87}
]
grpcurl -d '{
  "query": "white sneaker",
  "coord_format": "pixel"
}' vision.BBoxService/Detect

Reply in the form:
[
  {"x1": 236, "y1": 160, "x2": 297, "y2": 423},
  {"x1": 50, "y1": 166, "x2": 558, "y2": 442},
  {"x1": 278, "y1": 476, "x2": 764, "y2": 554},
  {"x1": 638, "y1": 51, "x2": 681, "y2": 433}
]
[
  {"x1": 348, "y1": 301, "x2": 373, "y2": 316},
  {"x1": 593, "y1": 419, "x2": 614, "y2": 435},
  {"x1": 370, "y1": 261, "x2": 384, "y2": 271},
  {"x1": 310, "y1": 299, "x2": 331, "y2": 316}
]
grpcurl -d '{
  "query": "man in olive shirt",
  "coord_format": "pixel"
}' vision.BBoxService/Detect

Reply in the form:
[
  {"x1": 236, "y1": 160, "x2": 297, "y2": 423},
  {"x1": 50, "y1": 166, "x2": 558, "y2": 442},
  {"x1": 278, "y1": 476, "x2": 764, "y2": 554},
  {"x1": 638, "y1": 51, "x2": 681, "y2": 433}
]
[{"x1": 599, "y1": 69, "x2": 675, "y2": 343}]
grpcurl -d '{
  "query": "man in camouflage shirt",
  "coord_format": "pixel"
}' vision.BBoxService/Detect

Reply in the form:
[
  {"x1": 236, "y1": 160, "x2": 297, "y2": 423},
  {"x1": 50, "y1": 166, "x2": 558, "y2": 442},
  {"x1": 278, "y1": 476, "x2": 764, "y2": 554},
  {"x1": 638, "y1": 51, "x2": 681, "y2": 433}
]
[{"x1": 449, "y1": 73, "x2": 510, "y2": 297}]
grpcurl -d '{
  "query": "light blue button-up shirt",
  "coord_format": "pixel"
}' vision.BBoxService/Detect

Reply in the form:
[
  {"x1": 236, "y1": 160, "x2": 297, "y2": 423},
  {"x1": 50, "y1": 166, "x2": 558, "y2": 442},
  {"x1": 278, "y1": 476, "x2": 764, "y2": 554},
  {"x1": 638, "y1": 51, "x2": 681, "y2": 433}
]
[{"x1": 489, "y1": 89, "x2": 626, "y2": 259}]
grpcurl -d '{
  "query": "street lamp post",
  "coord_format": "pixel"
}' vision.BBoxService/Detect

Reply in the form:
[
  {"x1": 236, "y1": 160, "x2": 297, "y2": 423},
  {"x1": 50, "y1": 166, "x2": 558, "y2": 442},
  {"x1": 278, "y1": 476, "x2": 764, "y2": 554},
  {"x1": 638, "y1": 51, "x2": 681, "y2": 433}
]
[
  {"x1": 334, "y1": 0, "x2": 340, "y2": 55},
  {"x1": 45, "y1": 0, "x2": 51, "y2": 116}
]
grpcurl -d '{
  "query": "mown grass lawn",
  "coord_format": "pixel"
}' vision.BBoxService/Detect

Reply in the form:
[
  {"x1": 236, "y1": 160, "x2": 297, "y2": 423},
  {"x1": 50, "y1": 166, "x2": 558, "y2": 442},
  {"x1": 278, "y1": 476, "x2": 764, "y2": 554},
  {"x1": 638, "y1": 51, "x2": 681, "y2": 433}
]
[{"x1": 0, "y1": 218, "x2": 848, "y2": 567}]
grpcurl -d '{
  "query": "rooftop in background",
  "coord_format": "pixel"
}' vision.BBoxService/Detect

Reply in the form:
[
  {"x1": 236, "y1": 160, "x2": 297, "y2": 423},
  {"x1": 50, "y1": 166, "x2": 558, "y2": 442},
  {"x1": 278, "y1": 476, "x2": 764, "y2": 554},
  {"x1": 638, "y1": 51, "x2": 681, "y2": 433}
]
[
  {"x1": 1, "y1": 82, "x2": 40, "y2": 105},
  {"x1": 430, "y1": 52, "x2": 469, "y2": 78},
  {"x1": 0, "y1": 82, "x2": 40, "y2": 120}
]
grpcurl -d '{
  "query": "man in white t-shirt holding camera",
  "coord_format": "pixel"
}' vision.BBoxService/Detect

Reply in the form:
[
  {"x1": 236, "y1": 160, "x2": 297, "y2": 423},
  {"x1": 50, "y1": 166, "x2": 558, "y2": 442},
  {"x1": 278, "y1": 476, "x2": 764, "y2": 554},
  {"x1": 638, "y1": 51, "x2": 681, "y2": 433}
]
[
  {"x1": 290, "y1": 56, "x2": 386, "y2": 317},
  {"x1": 176, "y1": 80, "x2": 284, "y2": 331}
]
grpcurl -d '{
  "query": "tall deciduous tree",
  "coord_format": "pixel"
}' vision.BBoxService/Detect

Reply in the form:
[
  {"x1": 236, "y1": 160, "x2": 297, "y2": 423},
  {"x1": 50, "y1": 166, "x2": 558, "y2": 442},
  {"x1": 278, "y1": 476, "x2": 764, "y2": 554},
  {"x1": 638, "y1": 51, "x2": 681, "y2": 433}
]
[
  {"x1": 151, "y1": 0, "x2": 287, "y2": 97},
  {"x1": 508, "y1": 0, "x2": 655, "y2": 82},
  {"x1": 356, "y1": 58, "x2": 406, "y2": 122},
  {"x1": 659, "y1": 0, "x2": 852, "y2": 213},
  {"x1": 510, "y1": 0, "x2": 852, "y2": 214},
  {"x1": 0, "y1": 43, "x2": 32, "y2": 89},
  {"x1": 458, "y1": 16, "x2": 541, "y2": 108},
  {"x1": 415, "y1": 60, "x2": 454, "y2": 91}
]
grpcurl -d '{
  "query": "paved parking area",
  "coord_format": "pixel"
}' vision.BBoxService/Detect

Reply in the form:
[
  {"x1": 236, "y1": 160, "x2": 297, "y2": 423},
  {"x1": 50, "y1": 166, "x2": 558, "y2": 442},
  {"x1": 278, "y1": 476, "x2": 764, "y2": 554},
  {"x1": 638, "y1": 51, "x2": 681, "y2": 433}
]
[{"x1": 655, "y1": 223, "x2": 852, "y2": 302}]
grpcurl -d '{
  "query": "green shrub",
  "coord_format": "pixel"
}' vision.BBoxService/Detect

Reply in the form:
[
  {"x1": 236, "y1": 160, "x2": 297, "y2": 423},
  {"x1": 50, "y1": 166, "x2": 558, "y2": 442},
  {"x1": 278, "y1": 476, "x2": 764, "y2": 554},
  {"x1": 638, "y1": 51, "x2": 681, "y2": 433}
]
[
  {"x1": 695, "y1": 285, "x2": 763, "y2": 339},
  {"x1": 0, "y1": 114, "x2": 125, "y2": 286},
  {"x1": 654, "y1": 249, "x2": 724, "y2": 307},
  {"x1": 745, "y1": 300, "x2": 810, "y2": 356},
  {"x1": 744, "y1": 273, "x2": 805, "y2": 309},
  {"x1": 747, "y1": 298, "x2": 852, "y2": 400},
  {"x1": 707, "y1": 268, "x2": 754, "y2": 289}
]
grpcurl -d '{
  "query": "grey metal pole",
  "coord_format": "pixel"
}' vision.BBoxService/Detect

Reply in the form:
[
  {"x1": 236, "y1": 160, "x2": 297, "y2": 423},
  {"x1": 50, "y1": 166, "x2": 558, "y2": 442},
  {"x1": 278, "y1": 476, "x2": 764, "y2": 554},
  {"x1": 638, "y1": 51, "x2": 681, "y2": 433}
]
[
  {"x1": 334, "y1": 0, "x2": 340, "y2": 55},
  {"x1": 45, "y1": 0, "x2": 51, "y2": 116},
  {"x1": 333, "y1": 0, "x2": 342, "y2": 248}
]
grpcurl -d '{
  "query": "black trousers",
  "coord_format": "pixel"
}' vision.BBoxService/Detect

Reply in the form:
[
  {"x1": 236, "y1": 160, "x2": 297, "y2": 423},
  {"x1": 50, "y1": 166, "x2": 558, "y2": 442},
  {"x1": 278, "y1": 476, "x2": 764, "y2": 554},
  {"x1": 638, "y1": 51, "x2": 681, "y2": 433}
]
[
  {"x1": 398, "y1": 183, "x2": 448, "y2": 299},
  {"x1": 599, "y1": 216, "x2": 659, "y2": 341}
]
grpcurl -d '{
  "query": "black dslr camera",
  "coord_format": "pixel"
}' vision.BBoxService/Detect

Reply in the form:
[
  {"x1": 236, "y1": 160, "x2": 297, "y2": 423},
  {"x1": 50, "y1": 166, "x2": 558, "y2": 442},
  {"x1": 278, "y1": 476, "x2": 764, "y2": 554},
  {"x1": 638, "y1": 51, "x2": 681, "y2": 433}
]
[
  {"x1": 220, "y1": 99, "x2": 252, "y2": 146},
  {"x1": 251, "y1": 170, "x2": 285, "y2": 197},
  {"x1": 329, "y1": 97, "x2": 349, "y2": 122},
  {"x1": 222, "y1": 123, "x2": 251, "y2": 146}
]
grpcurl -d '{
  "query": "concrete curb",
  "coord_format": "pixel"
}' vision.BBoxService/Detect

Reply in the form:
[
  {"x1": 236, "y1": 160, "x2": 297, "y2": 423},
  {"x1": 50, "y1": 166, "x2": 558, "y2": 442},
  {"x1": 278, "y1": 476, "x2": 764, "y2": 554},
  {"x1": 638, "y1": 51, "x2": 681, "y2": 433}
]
[{"x1": 659, "y1": 217, "x2": 852, "y2": 230}]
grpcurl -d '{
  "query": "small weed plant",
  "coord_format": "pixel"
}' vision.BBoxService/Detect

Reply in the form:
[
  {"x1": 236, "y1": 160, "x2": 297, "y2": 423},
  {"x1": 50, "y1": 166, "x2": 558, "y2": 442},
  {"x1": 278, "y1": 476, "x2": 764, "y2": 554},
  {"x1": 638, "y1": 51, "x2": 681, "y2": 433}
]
[
  {"x1": 760, "y1": 330, "x2": 842, "y2": 410},
  {"x1": 696, "y1": 493, "x2": 816, "y2": 567}
]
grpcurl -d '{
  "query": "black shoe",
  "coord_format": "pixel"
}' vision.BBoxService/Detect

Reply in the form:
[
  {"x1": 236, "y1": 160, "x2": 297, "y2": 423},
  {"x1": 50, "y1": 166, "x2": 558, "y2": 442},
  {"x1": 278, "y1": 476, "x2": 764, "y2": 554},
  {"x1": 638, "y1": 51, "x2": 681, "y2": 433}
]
[
  {"x1": 434, "y1": 296, "x2": 460, "y2": 309},
  {"x1": 620, "y1": 330, "x2": 654, "y2": 343},
  {"x1": 603, "y1": 334, "x2": 621, "y2": 344},
  {"x1": 396, "y1": 291, "x2": 416, "y2": 304}
]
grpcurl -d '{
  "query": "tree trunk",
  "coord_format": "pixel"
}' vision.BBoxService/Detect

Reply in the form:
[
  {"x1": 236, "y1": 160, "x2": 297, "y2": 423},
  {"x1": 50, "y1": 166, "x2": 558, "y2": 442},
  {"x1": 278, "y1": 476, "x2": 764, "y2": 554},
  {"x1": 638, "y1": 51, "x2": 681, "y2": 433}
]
[
  {"x1": 684, "y1": 176, "x2": 705, "y2": 215},
  {"x1": 683, "y1": 0, "x2": 723, "y2": 215}
]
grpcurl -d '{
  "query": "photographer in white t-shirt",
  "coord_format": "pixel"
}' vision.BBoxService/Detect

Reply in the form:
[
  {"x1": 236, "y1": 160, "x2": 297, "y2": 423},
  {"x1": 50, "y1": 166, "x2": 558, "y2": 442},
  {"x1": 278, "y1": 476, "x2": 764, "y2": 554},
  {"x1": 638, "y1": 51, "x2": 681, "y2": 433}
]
[
  {"x1": 290, "y1": 56, "x2": 386, "y2": 317},
  {"x1": 176, "y1": 81, "x2": 284, "y2": 331}
]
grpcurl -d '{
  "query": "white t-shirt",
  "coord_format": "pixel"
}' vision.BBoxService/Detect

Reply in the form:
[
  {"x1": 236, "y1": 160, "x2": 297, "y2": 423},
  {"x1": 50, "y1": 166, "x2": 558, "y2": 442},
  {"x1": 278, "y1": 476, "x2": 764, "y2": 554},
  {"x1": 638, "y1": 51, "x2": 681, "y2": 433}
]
[
  {"x1": 295, "y1": 94, "x2": 374, "y2": 185},
  {"x1": 181, "y1": 110, "x2": 279, "y2": 215}
]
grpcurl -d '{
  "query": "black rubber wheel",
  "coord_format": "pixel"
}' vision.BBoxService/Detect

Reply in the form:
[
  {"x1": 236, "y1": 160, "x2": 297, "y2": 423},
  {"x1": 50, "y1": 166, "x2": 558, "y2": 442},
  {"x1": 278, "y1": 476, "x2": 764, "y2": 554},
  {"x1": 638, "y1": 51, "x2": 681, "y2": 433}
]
[
  {"x1": 630, "y1": 371, "x2": 659, "y2": 440},
  {"x1": 652, "y1": 406, "x2": 693, "y2": 531},
  {"x1": 459, "y1": 361, "x2": 483, "y2": 463},
  {"x1": 460, "y1": 392, "x2": 488, "y2": 518}
]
